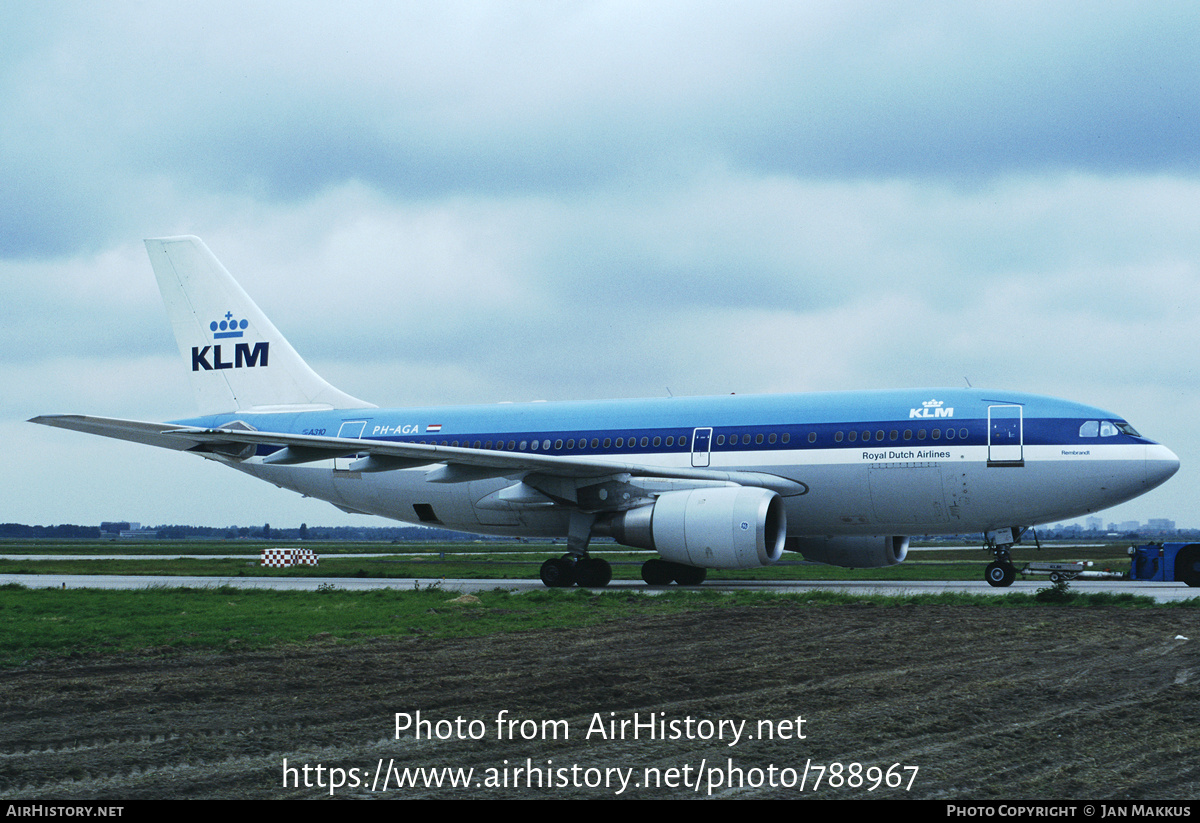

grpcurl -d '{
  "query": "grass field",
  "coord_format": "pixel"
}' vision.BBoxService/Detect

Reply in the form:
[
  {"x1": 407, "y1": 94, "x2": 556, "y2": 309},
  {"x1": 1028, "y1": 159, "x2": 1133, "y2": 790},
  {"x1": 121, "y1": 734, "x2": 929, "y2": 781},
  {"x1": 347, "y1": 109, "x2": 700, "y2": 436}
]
[
  {"x1": 0, "y1": 538, "x2": 1186, "y2": 667},
  {"x1": 2, "y1": 581, "x2": 1194, "y2": 668},
  {"x1": 0, "y1": 538, "x2": 1140, "y2": 581}
]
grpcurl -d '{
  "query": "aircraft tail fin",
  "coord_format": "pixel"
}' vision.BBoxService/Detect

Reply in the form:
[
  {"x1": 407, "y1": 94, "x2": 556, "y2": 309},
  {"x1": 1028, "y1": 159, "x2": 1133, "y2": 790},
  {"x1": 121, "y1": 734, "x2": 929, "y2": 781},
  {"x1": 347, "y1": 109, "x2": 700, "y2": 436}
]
[{"x1": 145, "y1": 236, "x2": 376, "y2": 415}]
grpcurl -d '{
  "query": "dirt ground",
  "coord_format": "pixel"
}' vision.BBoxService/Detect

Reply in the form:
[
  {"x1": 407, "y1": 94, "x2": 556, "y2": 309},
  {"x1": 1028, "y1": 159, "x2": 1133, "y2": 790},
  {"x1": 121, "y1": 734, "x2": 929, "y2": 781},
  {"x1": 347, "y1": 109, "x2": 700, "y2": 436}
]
[{"x1": 2, "y1": 604, "x2": 1198, "y2": 800}]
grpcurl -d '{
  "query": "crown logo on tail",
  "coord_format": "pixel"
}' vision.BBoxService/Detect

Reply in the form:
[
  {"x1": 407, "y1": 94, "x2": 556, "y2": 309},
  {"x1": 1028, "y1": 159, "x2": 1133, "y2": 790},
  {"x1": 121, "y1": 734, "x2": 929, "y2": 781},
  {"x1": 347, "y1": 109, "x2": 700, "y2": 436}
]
[{"x1": 210, "y1": 311, "x2": 249, "y2": 339}]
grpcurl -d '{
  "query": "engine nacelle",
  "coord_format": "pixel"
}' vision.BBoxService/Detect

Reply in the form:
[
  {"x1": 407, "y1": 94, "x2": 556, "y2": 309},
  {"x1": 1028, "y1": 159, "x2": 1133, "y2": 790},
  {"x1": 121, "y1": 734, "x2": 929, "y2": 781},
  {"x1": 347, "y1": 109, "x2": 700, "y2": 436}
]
[
  {"x1": 596, "y1": 487, "x2": 786, "y2": 569},
  {"x1": 786, "y1": 535, "x2": 909, "y2": 568}
]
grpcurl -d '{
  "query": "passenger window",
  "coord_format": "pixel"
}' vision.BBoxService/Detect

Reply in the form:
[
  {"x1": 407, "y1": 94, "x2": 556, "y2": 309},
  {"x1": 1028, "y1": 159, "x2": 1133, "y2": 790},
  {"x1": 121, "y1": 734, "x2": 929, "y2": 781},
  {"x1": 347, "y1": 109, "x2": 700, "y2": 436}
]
[
  {"x1": 847, "y1": 431, "x2": 857, "y2": 442},
  {"x1": 653, "y1": 436, "x2": 661, "y2": 447},
  {"x1": 835, "y1": 431, "x2": 844, "y2": 442},
  {"x1": 1079, "y1": 421, "x2": 1099, "y2": 437},
  {"x1": 716, "y1": 434, "x2": 725, "y2": 446},
  {"x1": 805, "y1": 432, "x2": 813, "y2": 444}
]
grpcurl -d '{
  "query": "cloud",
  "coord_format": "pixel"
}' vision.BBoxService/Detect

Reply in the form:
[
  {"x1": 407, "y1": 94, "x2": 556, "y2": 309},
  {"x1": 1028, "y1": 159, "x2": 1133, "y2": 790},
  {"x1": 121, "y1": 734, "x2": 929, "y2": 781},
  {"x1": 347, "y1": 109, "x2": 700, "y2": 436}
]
[{"x1": 3, "y1": 2, "x2": 1198, "y2": 527}]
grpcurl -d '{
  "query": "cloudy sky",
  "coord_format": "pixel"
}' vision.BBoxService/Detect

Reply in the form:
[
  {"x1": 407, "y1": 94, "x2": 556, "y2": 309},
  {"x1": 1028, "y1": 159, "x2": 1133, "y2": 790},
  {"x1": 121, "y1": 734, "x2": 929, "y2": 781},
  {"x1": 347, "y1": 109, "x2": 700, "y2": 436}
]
[{"x1": 4, "y1": 1, "x2": 1198, "y2": 531}]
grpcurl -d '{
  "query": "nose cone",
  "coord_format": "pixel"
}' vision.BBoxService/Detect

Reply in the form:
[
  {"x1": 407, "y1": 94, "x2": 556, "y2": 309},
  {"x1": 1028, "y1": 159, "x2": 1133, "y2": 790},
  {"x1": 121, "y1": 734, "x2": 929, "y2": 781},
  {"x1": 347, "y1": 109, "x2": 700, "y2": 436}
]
[{"x1": 1146, "y1": 444, "x2": 1180, "y2": 490}]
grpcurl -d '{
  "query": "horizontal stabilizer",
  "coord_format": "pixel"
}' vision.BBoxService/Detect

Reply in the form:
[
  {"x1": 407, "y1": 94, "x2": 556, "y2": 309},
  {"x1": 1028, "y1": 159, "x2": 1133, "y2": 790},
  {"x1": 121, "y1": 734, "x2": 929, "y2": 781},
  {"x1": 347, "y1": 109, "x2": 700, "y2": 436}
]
[{"x1": 29, "y1": 415, "x2": 208, "y2": 451}]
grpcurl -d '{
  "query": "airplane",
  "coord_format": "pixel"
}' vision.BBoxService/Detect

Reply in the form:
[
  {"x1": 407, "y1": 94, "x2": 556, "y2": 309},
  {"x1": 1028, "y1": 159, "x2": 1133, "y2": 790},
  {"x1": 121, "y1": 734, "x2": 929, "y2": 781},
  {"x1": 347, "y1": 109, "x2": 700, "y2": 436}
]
[{"x1": 32, "y1": 236, "x2": 1181, "y2": 588}]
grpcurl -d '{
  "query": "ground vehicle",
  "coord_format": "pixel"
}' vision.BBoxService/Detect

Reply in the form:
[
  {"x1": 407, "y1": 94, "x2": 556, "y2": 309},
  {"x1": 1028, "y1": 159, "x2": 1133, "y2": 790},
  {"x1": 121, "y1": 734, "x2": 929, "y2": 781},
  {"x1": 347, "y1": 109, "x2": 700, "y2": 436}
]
[{"x1": 1127, "y1": 543, "x2": 1200, "y2": 587}]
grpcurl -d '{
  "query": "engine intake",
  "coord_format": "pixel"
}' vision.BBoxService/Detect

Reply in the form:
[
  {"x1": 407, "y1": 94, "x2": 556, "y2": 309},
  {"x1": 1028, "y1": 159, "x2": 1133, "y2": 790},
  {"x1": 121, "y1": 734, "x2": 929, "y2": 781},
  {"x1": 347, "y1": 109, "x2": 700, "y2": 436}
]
[{"x1": 596, "y1": 487, "x2": 786, "y2": 569}]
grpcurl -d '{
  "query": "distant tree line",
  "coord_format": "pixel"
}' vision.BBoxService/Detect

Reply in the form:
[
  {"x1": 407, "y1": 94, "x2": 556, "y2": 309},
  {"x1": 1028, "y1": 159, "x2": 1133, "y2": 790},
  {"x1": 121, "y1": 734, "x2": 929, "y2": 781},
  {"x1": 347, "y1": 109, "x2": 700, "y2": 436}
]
[
  {"x1": 0, "y1": 522, "x2": 512, "y2": 541},
  {"x1": 0, "y1": 524, "x2": 101, "y2": 538}
]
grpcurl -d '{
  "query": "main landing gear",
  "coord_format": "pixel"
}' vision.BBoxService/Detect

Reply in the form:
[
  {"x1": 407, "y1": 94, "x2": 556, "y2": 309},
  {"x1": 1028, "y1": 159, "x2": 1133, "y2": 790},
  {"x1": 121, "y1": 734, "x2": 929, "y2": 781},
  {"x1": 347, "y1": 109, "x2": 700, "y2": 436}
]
[
  {"x1": 537, "y1": 555, "x2": 710, "y2": 588},
  {"x1": 540, "y1": 555, "x2": 613, "y2": 588},
  {"x1": 540, "y1": 510, "x2": 615, "y2": 588},
  {"x1": 983, "y1": 526, "x2": 1034, "y2": 588},
  {"x1": 640, "y1": 558, "x2": 707, "y2": 586},
  {"x1": 539, "y1": 511, "x2": 707, "y2": 588}
]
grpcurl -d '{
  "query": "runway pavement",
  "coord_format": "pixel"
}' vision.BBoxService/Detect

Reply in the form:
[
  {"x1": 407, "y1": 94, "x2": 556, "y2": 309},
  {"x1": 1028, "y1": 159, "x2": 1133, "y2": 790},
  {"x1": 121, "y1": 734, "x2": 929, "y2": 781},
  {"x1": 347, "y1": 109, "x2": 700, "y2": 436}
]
[{"x1": 3, "y1": 573, "x2": 1197, "y2": 602}]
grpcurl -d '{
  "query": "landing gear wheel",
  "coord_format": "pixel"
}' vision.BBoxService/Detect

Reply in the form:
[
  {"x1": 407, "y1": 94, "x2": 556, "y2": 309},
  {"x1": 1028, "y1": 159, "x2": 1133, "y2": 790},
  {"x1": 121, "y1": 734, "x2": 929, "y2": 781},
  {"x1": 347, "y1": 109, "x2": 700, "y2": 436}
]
[
  {"x1": 575, "y1": 558, "x2": 613, "y2": 588},
  {"x1": 1174, "y1": 545, "x2": 1200, "y2": 588},
  {"x1": 985, "y1": 561, "x2": 1016, "y2": 588},
  {"x1": 672, "y1": 565, "x2": 707, "y2": 586},
  {"x1": 641, "y1": 558, "x2": 674, "y2": 586},
  {"x1": 540, "y1": 557, "x2": 577, "y2": 588}
]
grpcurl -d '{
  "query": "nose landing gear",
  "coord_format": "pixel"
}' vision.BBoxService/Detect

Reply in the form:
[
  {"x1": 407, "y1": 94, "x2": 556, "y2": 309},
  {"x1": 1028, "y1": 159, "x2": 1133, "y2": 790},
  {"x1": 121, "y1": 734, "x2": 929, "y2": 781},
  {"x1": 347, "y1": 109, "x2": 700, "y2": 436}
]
[
  {"x1": 983, "y1": 526, "x2": 1034, "y2": 588},
  {"x1": 985, "y1": 558, "x2": 1016, "y2": 587}
]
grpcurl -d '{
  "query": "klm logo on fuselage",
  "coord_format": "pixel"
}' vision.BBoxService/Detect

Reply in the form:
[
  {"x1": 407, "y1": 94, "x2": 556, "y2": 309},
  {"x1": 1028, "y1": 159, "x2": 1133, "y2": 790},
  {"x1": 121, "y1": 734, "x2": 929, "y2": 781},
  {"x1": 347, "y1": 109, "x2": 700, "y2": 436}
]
[
  {"x1": 910, "y1": 399, "x2": 954, "y2": 419},
  {"x1": 191, "y1": 311, "x2": 269, "y2": 371}
]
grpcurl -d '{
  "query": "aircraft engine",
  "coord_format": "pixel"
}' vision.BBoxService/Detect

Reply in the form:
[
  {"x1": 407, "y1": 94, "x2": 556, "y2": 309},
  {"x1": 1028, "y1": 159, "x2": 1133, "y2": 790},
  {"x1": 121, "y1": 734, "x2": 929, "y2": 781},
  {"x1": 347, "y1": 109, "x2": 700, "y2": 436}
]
[
  {"x1": 786, "y1": 535, "x2": 909, "y2": 568},
  {"x1": 597, "y1": 487, "x2": 786, "y2": 569}
]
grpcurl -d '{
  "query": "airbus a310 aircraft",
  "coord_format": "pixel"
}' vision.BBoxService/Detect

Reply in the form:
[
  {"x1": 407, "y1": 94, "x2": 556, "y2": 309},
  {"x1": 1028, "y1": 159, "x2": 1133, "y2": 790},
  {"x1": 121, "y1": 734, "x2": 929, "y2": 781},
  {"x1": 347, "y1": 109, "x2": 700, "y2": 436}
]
[{"x1": 33, "y1": 237, "x2": 1181, "y2": 588}]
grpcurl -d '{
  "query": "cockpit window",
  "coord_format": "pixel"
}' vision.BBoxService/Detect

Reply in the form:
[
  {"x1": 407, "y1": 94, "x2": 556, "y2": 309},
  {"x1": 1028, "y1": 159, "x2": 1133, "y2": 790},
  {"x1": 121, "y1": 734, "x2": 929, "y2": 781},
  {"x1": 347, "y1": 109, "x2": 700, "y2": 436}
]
[{"x1": 1081, "y1": 420, "x2": 1140, "y2": 438}]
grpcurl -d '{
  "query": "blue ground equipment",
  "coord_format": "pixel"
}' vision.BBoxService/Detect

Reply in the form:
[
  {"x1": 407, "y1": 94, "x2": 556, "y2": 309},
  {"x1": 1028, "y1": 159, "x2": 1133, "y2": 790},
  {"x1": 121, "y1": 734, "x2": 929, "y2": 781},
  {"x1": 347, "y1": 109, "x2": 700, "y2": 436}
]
[{"x1": 1127, "y1": 543, "x2": 1200, "y2": 587}]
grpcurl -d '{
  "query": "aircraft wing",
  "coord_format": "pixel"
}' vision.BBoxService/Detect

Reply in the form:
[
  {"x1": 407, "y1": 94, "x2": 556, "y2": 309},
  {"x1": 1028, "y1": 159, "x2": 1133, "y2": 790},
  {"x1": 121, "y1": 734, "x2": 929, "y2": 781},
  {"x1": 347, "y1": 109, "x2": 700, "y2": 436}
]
[
  {"x1": 167, "y1": 425, "x2": 807, "y2": 495},
  {"x1": 30, "y1": 416, "x2": 806, "y2": 503}
]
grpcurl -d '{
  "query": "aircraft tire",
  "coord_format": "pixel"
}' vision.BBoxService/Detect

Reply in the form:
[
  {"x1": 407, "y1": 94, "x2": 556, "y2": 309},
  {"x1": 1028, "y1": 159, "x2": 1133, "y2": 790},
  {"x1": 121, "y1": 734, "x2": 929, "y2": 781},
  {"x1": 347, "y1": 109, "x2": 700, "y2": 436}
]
[
  {"x1": 641, "y1": 559, "x2": 674, "y2": 586},
  {"x1": 672, "y1": 564, "x2": 707, "y2": 586},
  {"x1": 540, "y1": 558, "x2": 577, "y2": 588},
  {"x1": 575, "y1": 558, "x2": 612, "y2": 588},
  {"x1": 1174, "y1": 545, "x2": 1200, "y2": 587},
  {"x1": 985, "y1": 562, "x2": 1015, "y2": 588}
]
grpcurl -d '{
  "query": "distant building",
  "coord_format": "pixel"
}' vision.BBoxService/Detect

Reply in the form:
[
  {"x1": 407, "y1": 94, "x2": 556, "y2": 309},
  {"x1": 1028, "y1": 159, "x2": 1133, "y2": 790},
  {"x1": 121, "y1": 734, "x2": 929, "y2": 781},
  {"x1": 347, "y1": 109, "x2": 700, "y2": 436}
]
[
  {"x1": 99, "y1": 521, "x2": 152, "y2": 538},
  {"x1": 100, "y1": 521, "x2": 137, "y2": 537}
]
